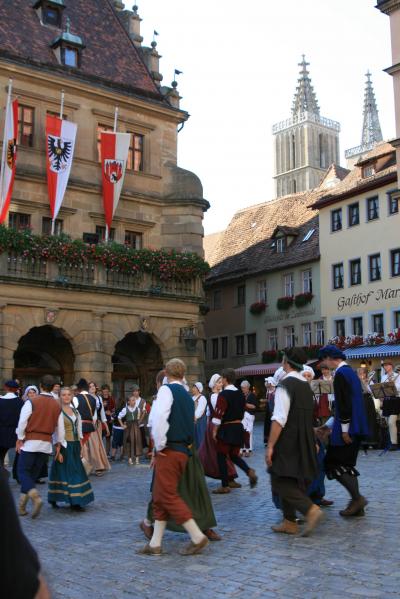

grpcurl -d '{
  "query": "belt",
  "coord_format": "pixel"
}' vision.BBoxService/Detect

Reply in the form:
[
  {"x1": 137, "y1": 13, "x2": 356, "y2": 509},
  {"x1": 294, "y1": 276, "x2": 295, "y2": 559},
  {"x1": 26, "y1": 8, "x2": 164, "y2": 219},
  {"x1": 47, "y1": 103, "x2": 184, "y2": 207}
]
[
  {"x1": 223, "y1": 419, "x2": 242, "y2": 424},
  {"x1": 82, "y1": 419, "x2": 94, "y2": 424}
]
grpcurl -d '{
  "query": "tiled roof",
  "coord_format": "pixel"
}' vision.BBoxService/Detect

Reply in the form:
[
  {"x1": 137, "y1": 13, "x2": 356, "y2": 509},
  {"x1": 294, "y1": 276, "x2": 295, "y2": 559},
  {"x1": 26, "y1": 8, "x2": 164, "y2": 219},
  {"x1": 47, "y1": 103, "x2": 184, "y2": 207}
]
[
  {"x1": 204, "y1": 231, "x2": 223, "y2": 265},
  {"x1": 0, "y1": 0, "x2": 162, "y2": 100},
  {"x1": 312, "y1": 142, "x2": 397, "y2": 208},
  {"x1": 206, "y1": 190, "x2": 322, "y2": 284}
]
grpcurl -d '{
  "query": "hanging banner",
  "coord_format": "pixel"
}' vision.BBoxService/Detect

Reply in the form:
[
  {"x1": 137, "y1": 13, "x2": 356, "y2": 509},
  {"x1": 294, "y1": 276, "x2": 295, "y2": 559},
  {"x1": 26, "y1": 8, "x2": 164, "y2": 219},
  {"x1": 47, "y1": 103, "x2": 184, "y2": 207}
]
[
  {"x1": 101, "y1": 131, "x2": 130, "y2": 237},
  {"x1": 46, "y1": 114, "x2": 77, "y2": 227},
  {"x1": 0, "y1": 97, "x2": 18, "y2": 224}
]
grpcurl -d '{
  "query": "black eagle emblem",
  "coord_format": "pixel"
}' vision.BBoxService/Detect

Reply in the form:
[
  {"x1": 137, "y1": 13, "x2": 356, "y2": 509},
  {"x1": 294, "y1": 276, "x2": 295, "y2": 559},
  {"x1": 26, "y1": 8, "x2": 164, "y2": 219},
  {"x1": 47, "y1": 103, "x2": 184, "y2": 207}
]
[{"x1": 47, "y1": 135, "x2": 72, "y2": 173}]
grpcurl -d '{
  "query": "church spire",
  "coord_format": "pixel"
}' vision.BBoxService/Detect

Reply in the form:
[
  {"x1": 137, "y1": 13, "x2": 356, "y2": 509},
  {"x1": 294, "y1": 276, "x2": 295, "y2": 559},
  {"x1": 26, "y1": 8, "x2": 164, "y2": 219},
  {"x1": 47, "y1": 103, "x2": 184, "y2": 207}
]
[
  {"x1": 361, "y1": 71, "x2": 383, "y2": 147},
  {"x1": 292, "y1": 55, "x2": 320, "y2": 117}
]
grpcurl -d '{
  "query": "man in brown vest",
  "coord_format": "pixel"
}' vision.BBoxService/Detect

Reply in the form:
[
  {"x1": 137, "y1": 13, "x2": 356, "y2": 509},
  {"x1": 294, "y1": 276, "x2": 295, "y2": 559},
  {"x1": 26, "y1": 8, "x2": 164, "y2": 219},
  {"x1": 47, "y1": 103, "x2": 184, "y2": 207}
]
[{"x1": 16, "y1": 374, "x2": 65, "y2": 518}]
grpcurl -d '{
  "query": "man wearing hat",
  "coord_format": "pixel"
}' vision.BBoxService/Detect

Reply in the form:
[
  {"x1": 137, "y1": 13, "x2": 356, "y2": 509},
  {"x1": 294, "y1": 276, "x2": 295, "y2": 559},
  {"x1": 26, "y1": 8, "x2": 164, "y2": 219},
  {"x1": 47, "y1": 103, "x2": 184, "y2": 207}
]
[
  {"x1": 16, "y1": 374, "x2": 65, "y2": 518},
  {"x1": 0, "y1": 380, "x2": 24, "y2": 468},
  {"x1": 381, "y1": 359, "x2": 400, "y2": 450},
  {"x1": 72, "y1": 379, "x2": 96, "y2": 445},
  {"x1": 266, "y1": 347, "x2": 322, "y2": 536},
  {"x1": 318, "y1": 345, "x2": 369, "y2": 517}
]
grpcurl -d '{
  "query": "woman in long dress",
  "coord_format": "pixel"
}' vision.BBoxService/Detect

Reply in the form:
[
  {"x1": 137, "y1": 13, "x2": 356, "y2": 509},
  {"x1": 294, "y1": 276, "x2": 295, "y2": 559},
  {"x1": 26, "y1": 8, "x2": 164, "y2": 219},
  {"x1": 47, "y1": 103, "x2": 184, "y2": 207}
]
[
  {"x1": 81, "y1": 382, "x2": 110, "y2": 476},
  {"x1": 48, "y1": 387, "x2": 94, "y2": 510},
  {"x1": 198, "y1": 374, "x2": 239, "y2": 486},
  {"x1": 192, "y1": 382, "x2": 207, "y2": 449}
]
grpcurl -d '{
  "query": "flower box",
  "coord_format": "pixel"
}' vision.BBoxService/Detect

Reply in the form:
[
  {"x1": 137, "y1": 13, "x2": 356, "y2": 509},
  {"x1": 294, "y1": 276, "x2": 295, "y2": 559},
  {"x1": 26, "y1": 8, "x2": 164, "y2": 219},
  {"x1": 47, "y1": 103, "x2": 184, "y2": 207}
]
[
  {"x1": 250, "y1": 301, "x2": 267, "y2": 315},
  {"x1": 294, "y1": 292, "x2": 314, "y2": 308},
  {"x1": 277, "y1": 296, "x2": 294, "y2": 310},
  {"x1": 262, "y1": 349, "x2": 277, "y2": 363}
]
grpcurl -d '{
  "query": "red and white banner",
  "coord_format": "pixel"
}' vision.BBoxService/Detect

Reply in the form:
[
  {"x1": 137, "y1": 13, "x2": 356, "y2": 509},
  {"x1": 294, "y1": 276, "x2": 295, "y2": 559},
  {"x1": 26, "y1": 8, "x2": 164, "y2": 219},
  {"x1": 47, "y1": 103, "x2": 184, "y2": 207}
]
[
  {"x1": 46, "y1": 114, "x2": 77, "y2": 227},
  {"x1": 101, "y1": 131, "x2": 130, "y2": 237},
  {"x1": 0, "y1": 97, "x2": 18, "y2": 224}
]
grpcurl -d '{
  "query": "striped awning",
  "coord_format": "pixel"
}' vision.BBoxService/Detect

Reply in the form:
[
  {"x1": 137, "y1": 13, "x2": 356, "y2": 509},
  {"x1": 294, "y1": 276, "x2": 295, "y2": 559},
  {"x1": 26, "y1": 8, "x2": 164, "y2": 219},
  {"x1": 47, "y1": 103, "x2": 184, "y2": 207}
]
[
  {"x1": 235, "y1": 363, "x2": 282, "y2": 377},
  {"x1": 344, "y1": 343, "x2": 400, "y2": 360}
]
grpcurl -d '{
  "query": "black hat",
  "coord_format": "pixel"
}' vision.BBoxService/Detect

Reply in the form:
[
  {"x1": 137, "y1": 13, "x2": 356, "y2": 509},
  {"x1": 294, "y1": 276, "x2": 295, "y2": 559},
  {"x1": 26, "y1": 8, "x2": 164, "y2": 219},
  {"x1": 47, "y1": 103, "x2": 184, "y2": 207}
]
[
  {"x1": 318, "y1": 345, "x2": 346, "y2": 361},
  {"x1": 4, "y1": 379, "x2": 19, "y2": 389},
  {"x1": 76, "y1": 378, "x2": 89, "y2": 390}
]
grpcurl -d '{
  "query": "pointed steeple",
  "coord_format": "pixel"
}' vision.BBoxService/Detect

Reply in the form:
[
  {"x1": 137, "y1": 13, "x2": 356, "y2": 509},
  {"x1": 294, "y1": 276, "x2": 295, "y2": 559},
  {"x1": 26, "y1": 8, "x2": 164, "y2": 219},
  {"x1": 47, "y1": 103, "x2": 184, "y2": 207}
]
[
  {"x1": 292, "y1": 55, "x2": 320, "y2": 117},
  {"x1": 361, "y1": 71, "x2": 383, "y2": 146}
]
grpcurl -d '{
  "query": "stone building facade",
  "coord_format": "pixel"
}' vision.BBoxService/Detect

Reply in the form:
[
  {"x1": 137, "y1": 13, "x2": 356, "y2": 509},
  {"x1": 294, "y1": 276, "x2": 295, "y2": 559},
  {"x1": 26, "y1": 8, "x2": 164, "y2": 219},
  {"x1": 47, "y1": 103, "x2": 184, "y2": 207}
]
[
  {"x1": 0, "y1": 0, "x2": 208, "y2": 397},
  {"x1": 273, "y1": 56, "x2": 340, "y2": 198}
]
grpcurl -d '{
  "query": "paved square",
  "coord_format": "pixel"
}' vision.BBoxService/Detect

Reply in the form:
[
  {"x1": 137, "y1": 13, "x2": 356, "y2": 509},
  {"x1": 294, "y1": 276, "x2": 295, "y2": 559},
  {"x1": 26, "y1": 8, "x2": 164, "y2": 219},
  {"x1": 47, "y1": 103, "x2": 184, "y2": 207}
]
[{"x1": 9, "y1": 424, "x2": 399, "y2": 599}]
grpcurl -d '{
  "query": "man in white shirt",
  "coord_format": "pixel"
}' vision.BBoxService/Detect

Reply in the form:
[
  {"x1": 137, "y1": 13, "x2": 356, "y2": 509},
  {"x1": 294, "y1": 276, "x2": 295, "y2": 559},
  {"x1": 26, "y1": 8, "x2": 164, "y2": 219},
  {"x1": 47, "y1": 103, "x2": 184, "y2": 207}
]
[
  {"x1": 16, "y1": 374, "x2": 65, "y2": 519},
  {"x1": 381, "y1": 359, "x2": 400, "y2": 449},
  {"x1": 266, "y1": 347, "x2": 322, "y2": 537}
]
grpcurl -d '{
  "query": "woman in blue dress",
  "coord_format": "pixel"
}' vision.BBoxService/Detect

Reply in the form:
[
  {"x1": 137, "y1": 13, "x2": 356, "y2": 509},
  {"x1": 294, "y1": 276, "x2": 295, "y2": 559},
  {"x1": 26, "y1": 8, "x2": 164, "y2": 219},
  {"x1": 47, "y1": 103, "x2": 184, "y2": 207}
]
[{"x1": 48, "y1": 387, "x2": 94, "y2": 510}]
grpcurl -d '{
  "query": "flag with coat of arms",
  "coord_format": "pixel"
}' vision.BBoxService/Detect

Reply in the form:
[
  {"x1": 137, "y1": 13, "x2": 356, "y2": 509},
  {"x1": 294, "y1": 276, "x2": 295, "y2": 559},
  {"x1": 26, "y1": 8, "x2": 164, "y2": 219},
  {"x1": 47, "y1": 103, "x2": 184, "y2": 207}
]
[
  {"x1": 46, "y1": 114, "x2": 77, "y2": 232},
  {"x1": 0, "y1": 93, "x2": 18, "y2": 224},
  {"x1": 100, "y1": 131, "x2": 130, "y2": 239}
]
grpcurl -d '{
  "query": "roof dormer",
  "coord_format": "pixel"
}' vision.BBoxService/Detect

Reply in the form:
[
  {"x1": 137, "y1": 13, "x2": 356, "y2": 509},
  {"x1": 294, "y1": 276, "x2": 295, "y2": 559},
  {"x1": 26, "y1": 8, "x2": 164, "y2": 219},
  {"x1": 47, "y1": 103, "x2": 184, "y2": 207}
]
[
  {"x1": 50, "y1": 17, "x2": 85, "y2": 68},
  {"x1": 33, "y1": 0, "x2": 65, "y2": 29},
  {"x1": 270, "y1": 225, "x2": 298, "y2": 252}
]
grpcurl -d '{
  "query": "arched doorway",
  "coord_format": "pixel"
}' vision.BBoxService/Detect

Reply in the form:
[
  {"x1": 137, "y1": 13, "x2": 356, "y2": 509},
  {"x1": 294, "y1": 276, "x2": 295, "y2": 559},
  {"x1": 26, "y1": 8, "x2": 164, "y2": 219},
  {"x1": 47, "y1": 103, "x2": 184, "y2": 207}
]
[
  {"x1": 112, "y1": 331, "x2": 163, "y2": 400},
  {"x1": 14, "y1": 325, "x2": 75, "y2": 387}
]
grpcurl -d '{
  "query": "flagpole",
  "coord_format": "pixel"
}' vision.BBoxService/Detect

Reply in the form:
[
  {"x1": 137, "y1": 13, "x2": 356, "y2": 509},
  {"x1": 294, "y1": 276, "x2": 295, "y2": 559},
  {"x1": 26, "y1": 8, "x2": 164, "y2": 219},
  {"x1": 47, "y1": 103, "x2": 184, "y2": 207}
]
[
  {"x1": 105, "y1": 224, "x2": 109, "y2": 243},
  {"x1": 113, "y1": 106, "x2": 119, "y2": 133},
  {"x1": 59, "y1": 89, "x2": 65, "y2": 119},
  {"x1": 0, "y1": 79, "x2": 12, "y2": 214}
]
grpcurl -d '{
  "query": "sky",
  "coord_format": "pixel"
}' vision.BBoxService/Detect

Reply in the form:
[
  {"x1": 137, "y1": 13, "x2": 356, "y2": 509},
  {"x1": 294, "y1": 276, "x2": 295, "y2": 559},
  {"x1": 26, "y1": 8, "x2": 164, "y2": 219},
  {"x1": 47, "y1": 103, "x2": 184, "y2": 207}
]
[{"x1": 126, "y1": 0, "x2": 395, "y2": 235}]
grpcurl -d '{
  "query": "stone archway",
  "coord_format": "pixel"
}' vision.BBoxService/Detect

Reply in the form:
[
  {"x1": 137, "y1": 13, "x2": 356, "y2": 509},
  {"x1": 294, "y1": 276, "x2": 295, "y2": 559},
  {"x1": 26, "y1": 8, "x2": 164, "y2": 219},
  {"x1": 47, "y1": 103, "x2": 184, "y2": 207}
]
[
  {"x1": 112, "y1": 331, "x2": 163, "y2": 400},
  {"x1": 13, "y1": 325, "x2": 75, "y2": 387}
]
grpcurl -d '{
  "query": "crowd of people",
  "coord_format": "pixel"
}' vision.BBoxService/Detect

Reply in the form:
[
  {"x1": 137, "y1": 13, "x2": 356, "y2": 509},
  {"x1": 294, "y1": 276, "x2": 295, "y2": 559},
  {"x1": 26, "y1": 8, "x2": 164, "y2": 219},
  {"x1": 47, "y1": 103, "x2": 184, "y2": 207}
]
[{"x1": 0, "y1": 344, "x2": 399, "y2": 574}]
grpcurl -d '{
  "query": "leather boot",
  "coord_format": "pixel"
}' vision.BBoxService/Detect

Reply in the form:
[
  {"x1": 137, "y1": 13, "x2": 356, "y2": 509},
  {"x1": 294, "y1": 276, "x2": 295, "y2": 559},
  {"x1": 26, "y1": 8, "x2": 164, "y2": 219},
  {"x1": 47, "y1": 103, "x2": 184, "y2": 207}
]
[
  {"x1": 301, "y1": 504, "x2": 324, "y2": 537},
  {"x1": 247, "y1": 468, "x2": 258, "y2": 488},
  {"x1": 339, "y1": 496, "x2": 368, "y2": 517},
  {"x1": 28, "y1": 488, "x2": 43, "y2": 519},
  {"x1": 19, "y1": 493, "x2": 29, "y2": 516},
  {"x1": 228, "y1": 480, "x2": 242, "y2": 489},
  {"x1": 271, "y1": 519, "x2": 299, "y2": 535}
]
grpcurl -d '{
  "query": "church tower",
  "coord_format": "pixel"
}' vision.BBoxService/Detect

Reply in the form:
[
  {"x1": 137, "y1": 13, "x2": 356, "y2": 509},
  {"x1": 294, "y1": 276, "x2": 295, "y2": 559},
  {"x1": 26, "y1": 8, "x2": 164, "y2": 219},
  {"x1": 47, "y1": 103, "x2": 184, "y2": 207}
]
[
  {"x1": 273, "y1": 56, "x2": 341, "y2": 197},
  {"x1": 345, "y1": 71, "x2": 383, "y2": 168}
]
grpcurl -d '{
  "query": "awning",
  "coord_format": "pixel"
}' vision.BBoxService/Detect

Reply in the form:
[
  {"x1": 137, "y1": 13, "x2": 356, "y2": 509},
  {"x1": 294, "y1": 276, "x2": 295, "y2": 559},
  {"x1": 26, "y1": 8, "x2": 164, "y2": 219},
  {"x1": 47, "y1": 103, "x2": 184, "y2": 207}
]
[
  {"x1": 235, "y1": 363, "x2": 282, "y2": 377},
  {"x1": 344, "y1": 343, "x2": 400, "y2": 360}
]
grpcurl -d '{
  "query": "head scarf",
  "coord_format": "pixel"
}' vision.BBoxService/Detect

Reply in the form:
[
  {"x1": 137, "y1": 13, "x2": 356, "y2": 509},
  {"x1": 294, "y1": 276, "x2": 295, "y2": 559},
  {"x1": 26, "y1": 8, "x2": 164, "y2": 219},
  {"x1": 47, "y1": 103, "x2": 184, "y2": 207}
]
[
  {"x1": 208, "y1": 373, "x2": 221, "y2": 390},
  {"x1": 23, "y1": 385, "x2": 39, "y2": 401}
]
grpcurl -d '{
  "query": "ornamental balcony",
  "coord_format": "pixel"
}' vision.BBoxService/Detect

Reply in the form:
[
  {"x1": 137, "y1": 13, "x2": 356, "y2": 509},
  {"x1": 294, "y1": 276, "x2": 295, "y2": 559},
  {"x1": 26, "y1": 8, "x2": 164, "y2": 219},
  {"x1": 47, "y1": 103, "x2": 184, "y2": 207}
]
[
  {"x1": 272, "y1": 111, "x2": 341, "y2": 134},
  {"x1": 0, "y1": 251, "x2": 205, "y2": 302}
]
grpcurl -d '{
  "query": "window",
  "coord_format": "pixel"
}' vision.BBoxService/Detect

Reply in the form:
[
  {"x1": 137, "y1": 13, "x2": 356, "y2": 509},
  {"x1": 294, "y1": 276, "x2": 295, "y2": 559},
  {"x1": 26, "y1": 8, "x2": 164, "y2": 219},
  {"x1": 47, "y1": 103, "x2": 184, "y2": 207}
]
[
  {"x1": 348, "y1": 203, "x2": 359, "y2": 227},
  {"x1": 235, "y1": 335, "x2": 244, "y2": 356},
  {"x1": 292, "y1": 180, "x2": 297, "y2": 193},
  {"x1": 127, "y1": 133, "x2": 144, "y2": 172},
  {"x1": 302, "y1": 228, "x2": 315, "y2": 242},
  {"x1": 284, "y1": 273, "x2": 294, "y2": 297},
  {"x1": 9, "y1": 212, "x2": 31, "y2": 230},
  {"x1": 124, "y1": 231, "x2": 142, "y2": 249},
  {"x1": 367, "y1": 196, "x2": 379, "y2": 221},
  {"x1": 335, "y1": 319, "x2": 345, "y2": 337},
  {"x1": 390, "y1": 249, "x2": 400, "y2": 277},
  {"x1": 349, "y1": 259, "x2": 361, "y2": 286},
  {"x1": 257, "y1": 280, "x2": 268, "y2": 303},
  {"x1": 212, "y1": 290, "x2": 222, "y2": 310},
  {"x1": 97, "y1": 124, "x2": 114, "y2": 162},
  {"x1": 212, "y1": 338, "x2": 219, "y2": 360},
  {"x1": 315, "y1": 321, "x2": 325, "y2": 345},
  {"x1": 42, "y1": 5, "x2": 62, "y2": 27},
  {"x1": 388, "y1": 191, "x2": 399, "y2": 215},
  {"x1": 372, "y1": 313, "x2": 384, "y2": 335},
  {"x1": 302, "y1": 323, "x2": 312, "y2": 346},
  {"x1": 395, "y1": 310, "x2": 400, "y2": 329},
  {"x1": 237, "y1": 285, "x2": 246, "y2": 306},
  {"x1": 221, "y1": 336, "x2": 228, "y2": 359},
  {"x1": 18, "y1": 105, "x2": 34, "y2": 147},
  {"x1": 284, "y1": 326, "x2": 295, "y2": 348},
  {"x1": 276, "y1": 237, "x2": 285, "y2": 253},
  {"x1": 369, "y1": 254, "x2": 381, "y2": 281},
  {"x1": 331, "y1": 208, "x2": 342, "y2": 232},
  {"x1": 247, "y1": 333, "x2": 257, "y2": 354},
  {"x1": 352, "y1": 317, "x2": 363, "y2": 336},
  {"x1": 332, "y1": 263, "x2": 344, "y2": 289},
  {"x1": 268, "y1": 328, "x2": 278, "y2": 351},
  {"x1": 362, "y1": 165, "x2": 375, "y2": 178},
  {"x1": 302, "y1": 269, "x2": 312, "y2": 293},
  {"x1": 96, "y1": 225, "x2": 115, "y2": 242},
  {"x1": 319, "y1": 133, "x2": 326, "y2": 168},
  {"x1": 63, "y1": 47, "x2": 78, "y2": 68},
  {"x1": 42, "y1": 217, "x2": 63, "y2": 236}
]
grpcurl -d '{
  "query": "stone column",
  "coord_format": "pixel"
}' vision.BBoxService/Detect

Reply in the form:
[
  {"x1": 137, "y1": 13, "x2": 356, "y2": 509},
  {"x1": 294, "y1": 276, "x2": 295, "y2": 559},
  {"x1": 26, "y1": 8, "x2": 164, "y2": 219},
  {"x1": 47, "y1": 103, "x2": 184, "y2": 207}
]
[
  {"x1": 0, "y1": 304, "x2": 15, "y2": 380},
  {"x1": 74, "y1": 311, "x2": 110, "y2": 384}
]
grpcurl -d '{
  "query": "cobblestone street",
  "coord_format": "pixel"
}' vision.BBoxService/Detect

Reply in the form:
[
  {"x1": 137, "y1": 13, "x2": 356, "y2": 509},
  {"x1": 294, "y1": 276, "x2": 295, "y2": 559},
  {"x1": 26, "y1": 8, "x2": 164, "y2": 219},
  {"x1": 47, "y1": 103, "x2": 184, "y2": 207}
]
[{"x1": 9, "y1": 424, "x2": 400, "y2": 599}]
